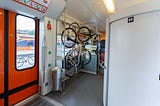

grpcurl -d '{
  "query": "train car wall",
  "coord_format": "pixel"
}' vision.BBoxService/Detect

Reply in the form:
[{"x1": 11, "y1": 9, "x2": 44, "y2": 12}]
[{"x1": 39, "y1": 17, "x2": 56, "y2": 96}]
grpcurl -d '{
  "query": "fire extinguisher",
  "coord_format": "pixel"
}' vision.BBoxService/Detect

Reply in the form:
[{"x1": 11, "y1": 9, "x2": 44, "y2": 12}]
[{"x1": 47, "y1": 20, "x2": 52, "y2": 30}]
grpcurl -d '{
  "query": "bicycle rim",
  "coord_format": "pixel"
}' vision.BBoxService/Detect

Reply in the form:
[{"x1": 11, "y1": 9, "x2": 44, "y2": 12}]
[
  {"x1": 17, "y1": 56, "x2": 24, "y2": 69},
  {"x1": 61, "y1": 27, "x2": 77, "y2": 48},
  {"x1": 69, "y1": 22, "x2": 80, "y2": 33},
  {"x1": 65, "y1": 59, "x2": 76, "y2": 77},
  {"x1": 28, "y1": 55, "x2": 34, "y2": 65},
  {"x1": 81, "y1": 49, "x2": 91, "y2": 65},
  {"x1": 78, "y1": 26, "x2": 90, "y2": 43}
]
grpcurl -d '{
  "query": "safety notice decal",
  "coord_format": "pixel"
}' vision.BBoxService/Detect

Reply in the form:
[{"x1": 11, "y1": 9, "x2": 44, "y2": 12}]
[{"x1": 12, "y1": 0, "x2": 51, "y2": 13}]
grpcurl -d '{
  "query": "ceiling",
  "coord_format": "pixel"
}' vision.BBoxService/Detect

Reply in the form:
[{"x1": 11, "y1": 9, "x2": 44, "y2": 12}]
[
  {"x1": 0, "y1": 0, "x2": 152, "y2": 33},
  {"x1": 64, "y1": 0, "x2": 151, "y2": 32},
  {"x1": 65, "y1": 0, "x2": 108, "y2": 32}
]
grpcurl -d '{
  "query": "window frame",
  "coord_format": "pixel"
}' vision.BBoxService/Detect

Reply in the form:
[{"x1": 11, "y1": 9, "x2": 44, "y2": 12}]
[{"x1": 15, "y1": 14, "x2": 37, "y2": 71}]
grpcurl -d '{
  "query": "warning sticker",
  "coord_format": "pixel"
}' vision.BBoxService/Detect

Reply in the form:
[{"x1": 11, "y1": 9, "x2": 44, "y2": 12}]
[{"x1": 12, "y1": 0, "x2": 51, "y2": 13}]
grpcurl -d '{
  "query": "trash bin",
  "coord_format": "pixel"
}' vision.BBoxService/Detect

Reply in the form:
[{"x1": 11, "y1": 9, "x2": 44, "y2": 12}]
[{"x1": 52, "y1": 67, "x2": 62, "y2": 91}]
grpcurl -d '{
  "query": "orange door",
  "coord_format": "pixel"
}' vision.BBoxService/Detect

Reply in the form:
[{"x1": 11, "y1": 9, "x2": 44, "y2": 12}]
[
  {"x1": 7, "y1": 11, "x2": 39, "y2": 105},
  {"x1": 0, "y1": 99, "x2": 4, "y2": 106},
  {"x1": 0, "y1": 8, "x2": 4, "y2": 106}
]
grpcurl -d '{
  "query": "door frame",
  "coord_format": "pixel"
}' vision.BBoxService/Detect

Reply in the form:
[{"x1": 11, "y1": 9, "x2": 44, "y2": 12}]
[
  {"x1": 2, "y1": 9, "x2": 39, "y2": 106},
  {"x1": 103, "y1": 10, "x2": 160, "y2": 106}
]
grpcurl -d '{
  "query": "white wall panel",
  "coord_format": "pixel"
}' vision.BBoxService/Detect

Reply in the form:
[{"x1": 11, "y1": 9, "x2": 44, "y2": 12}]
[
  {"x1": 39, "y1": 17, "x2": 56, "y2": 95},
  {"x1": 111, "y1": 0, "x2": 160, "y2": 22},
  {"x1": 108, "y1": 11, "x2": 160, "y2": 106}
]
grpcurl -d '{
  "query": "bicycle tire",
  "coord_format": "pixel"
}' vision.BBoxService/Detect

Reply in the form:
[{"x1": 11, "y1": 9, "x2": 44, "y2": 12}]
[
  {"x1": 81, "y1": 49, "x2": 91, "y2": 65},
  {"x1": 65, "y1": 58, "x2": 74, "y2": 70},
  {"x1": 78, "y1": 26, "x2": 91, "y2": 43},
  {"x1": 16, "y1": 56, "x2": 24, "y2": 69},
  {"x1": 65, "y1": 58, "x2": 76, "y2": 77},
  {"x1": 69, "y1": 22, "x2": 80, "y2": 33},
  {"x1": 28, "y1": 55, "x2": 34, "y2": 65},
  {"x1": 90, "y1": 28, "x2": 97, "y2": 36},
  {"x1": 61, "y1": 27, "x2": 77, "y2": 48}
]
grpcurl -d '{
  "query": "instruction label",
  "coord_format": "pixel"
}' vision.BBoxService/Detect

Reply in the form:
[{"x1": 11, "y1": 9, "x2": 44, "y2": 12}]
[{"x1": 12, "y1": 0, "x2": 51, "y2": 13}]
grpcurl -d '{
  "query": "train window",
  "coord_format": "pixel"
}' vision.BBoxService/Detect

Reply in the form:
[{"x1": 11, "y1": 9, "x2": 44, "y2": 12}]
[{"x1": 16, "y1": 15, "x2": 36, "y2": 70}]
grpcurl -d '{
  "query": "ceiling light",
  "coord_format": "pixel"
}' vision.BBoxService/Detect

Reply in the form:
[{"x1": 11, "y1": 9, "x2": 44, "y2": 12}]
[{"x1": 102, "y1": 0, "x2": 115, "y2": 14}]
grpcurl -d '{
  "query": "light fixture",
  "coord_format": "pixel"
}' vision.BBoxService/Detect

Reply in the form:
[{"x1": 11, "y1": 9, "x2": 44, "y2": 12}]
[
  {"x1": 102, "y1": 0, "x2": 115, "y2": 14},
  {"x1": 0, "y1": 12, "x2": 2, "y2": 15}
]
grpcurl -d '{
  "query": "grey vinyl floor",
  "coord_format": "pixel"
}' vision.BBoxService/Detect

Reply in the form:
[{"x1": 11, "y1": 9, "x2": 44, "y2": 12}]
[
  {"x1": 23, "y1": 71, "x2": 103, "y2": 106},
  {"x1": 23, "y1": 97, "x2": 56, "y2": 106},
  {"x1": 47, "y1": 71, "x2": 103, "y2": 106}
]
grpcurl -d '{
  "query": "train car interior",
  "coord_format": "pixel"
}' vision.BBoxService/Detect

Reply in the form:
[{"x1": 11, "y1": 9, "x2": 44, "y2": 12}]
[{"x1": 0, "y1": 0, "x2": 160, "y2": 106}]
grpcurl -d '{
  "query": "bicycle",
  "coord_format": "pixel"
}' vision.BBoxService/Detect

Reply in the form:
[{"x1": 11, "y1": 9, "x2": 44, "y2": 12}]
[
  {"x1": 16, "y1": 54, "x2": 34, "y2": 69},
  {"x1": 61, "y1": 27, "x2": 77, "y2": 48},
  {"x1": 61, "y1": 22, "x2": 94, "y2": 48},
  {"x1": 64, "y1": 44, "x2": 91, "y2": 77},
  {"x1": 61, "y1": 22, "x2": 96, "y2": 77}
]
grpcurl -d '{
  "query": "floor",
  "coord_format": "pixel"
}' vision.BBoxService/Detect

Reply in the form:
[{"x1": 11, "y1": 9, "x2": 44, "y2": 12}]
[
  {"x1": 23, "y1": 97, "x2": 56, "y2": 106},
  {"x1": 22, "y1": 71, "x2": 103, "y2": 106},
  {"x1": 47, "y1": 71, "x2": 103, "y2": 106}
]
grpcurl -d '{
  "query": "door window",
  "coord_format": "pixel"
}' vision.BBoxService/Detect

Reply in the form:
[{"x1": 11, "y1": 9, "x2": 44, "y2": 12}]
[{"x1": 16, "y1": 15, "x2": 36, "y2": 70}]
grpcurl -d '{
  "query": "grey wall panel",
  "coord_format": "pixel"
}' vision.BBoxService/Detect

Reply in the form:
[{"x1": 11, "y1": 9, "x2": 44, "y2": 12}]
[{"x1": 108, "y1": 11, "x2": 160, "y2": 106}]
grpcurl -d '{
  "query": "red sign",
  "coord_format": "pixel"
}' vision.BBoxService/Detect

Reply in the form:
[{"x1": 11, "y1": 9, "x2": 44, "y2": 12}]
[{"x1": 47, "y1": 20, "x2": 52, "y2": 30}]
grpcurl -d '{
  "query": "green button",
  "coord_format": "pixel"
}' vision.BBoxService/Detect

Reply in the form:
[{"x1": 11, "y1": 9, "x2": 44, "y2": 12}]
[
  {"x1": 48, "y1": 51, "x2": 51, "y2": 55},
  {"x1": 48, "y1": 64, "x2": 51, "y2": 67}
]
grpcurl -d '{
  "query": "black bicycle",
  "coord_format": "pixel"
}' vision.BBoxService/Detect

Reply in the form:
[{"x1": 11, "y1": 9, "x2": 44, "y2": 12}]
[
  {"x1": 61, "y1": 22, "x2": 94, "y2": 48},
  {"x1": 61, "y1": 27, "x2": 77, "y2": 48}
]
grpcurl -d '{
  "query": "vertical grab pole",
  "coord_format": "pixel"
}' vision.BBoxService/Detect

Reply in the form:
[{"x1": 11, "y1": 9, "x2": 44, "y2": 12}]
[
  {"x1": 42, "y1": 35, "x2": 47, "y2": 83},
  {"x1": 62, "y1": 0, "x2": 67, "y2": 91}
]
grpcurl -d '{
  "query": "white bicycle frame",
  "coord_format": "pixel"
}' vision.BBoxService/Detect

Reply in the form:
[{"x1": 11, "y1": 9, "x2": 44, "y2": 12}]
[{"x1": 65, "y1": 44, "x2": 82, "y2": 75}]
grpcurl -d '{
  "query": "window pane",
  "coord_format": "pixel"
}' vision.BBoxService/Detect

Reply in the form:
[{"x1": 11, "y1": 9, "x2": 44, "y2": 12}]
[
  {"x1": 16, "y1": 15, "x2": 36, "y2": 70},
  {"x1": 56, "y1": 20, "x2": 71, "y2": 58}
]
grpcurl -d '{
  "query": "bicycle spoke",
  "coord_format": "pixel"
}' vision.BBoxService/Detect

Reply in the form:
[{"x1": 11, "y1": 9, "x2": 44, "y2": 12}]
[
  {"x1": 61, "y1": 27, "x2": 77, "y2": 48},
  {"x1": 28, "y1": 55, "x2": 34, "y2": 65},
  {"x1": 65, "y1": 59, "x2": 76, "y2": 77},
  {"x1": 69, "y1": 22, "x2": 80, "y2": 33},
  {"x1": 78, "y1": 26, "x2": 91, "y2": 43},
  {"x1": 81, "y1": 49, "x2": 91, "y2": 65},
  {"x1": 16, "y1": 55, "x2": 24, "y2": 69}
]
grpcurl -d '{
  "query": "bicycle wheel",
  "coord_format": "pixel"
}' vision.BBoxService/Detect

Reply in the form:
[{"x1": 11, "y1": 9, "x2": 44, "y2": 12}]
[
  {"x1": 81, "y1": 49, "x2": 91, "y2": 65},
  {"x1": 28, "y1": 55, "x2": 34, "y2": 65},
  {"x1": 65, "y1": 58, "x2": 77, "y2": 77},
  {"x1": 16, "y1": 55, "x2": 24, "y2": 69},
  {"x1": 65, "y1": 58, "x2": 74, "y2": 70},
  {"x1": 69, "y1": 22, "x2": 80, "y2": 33},
  {"x1": 90, "y1": 27, "x2": 97, "y2": 36},
  {"x1": 61, "y1": 27, "x2": 77, "y2": 48},
  {"x1": 78, "y1": 26, "x2": 91, "y2": 43}
]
